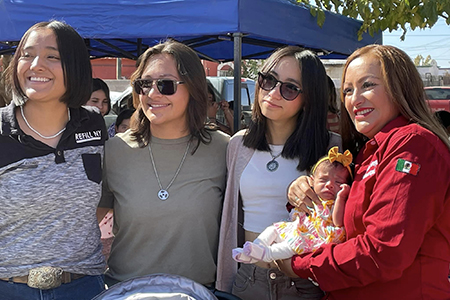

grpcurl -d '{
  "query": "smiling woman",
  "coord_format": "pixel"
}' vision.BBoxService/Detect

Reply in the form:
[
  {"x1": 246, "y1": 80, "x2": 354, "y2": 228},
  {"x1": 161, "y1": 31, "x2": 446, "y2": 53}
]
[
  {"x1": 98, "y1": 40, "x2": 229, "y2": 287},
  {"x1": 0, "y1": 20, "x2": 107, "y2": 300}
]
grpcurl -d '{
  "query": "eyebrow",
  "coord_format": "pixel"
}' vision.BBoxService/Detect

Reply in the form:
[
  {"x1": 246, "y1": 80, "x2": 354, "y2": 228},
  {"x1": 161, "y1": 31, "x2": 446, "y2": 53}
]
[
  {"x1": 269, "y1": 70, "x2": 301, "y2": 86},
  {"x1": 141, "y1": 74, "x2": 178, "y2": 79},
  {"x1": 23, "y1": 45, "x2": 59, "y2": 52}
]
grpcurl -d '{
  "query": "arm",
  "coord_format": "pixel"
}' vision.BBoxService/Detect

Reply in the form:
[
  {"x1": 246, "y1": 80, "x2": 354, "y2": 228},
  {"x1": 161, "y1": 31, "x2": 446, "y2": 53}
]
[
  {"x1": 221, "y1": 100, "x2": 234, "y2": 133},
  {"x1": 97, "y1": 207, "x2": 111, "y2": 223},
  {"x1": 291, "y1": 133, "x2": 450, "y2": 291},
  {"x1": 331, "y1": 184, "x2": 350, "y2": 227}
]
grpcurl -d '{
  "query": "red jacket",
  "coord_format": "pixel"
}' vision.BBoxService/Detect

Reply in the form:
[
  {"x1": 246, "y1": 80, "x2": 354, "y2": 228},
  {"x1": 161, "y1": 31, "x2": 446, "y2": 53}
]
[{"x1": 292, "y1": 117, "x2": 450, "y2": 299}]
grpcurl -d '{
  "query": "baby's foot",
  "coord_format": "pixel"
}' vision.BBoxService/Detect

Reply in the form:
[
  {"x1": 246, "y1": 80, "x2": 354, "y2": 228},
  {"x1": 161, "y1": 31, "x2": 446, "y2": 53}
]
[
  {"x1": 242, "y1": 241, "x2": 266, "y2": 261},
  {"x1": 232, "y1": 248, "x2": 259, "y2": 263}
]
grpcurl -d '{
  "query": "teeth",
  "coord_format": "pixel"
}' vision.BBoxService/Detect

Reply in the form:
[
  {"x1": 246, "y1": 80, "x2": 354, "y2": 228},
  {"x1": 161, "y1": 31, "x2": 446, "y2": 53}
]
[
  {"x1": 30, "y1": 77, "x2": 50, "y2": 82},
  {"x1": 151, "y1": 104, "x2": 169, "y2": 108},
  {"x1": 356, "y1": 108, "x2": 373, "y2": 115}
]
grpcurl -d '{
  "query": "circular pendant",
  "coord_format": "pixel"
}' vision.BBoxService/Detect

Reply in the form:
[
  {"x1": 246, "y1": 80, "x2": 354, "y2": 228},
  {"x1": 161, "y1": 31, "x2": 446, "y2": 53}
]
[
  {"x1": 158, "y1": 189, "x2": 169, "y2": 200},
  {"x1": 266, "y1": 160, "x2": 279, "y2": 172}
]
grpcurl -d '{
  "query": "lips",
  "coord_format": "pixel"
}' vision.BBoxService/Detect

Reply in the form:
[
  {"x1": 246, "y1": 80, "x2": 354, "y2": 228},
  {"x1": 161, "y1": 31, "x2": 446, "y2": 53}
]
[
  {"x1": 354, "y1": 107, "x2": 373, "y2": 116},
  {"x1": 150, "y1": 103, "x2": 170, "y2": 109}
]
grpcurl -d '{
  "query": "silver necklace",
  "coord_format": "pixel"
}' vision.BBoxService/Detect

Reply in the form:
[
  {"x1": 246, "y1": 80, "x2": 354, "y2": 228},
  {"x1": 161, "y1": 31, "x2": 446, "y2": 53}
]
[
  {"x1": 266, "y1": 150, "x2": 282, "y2": 172},
  {"x1": 20, "y1": 105, "x2": 70, "y2": 139},
  {"x1": 148, "y1": 140, "x2": 191, "y2": 200}
]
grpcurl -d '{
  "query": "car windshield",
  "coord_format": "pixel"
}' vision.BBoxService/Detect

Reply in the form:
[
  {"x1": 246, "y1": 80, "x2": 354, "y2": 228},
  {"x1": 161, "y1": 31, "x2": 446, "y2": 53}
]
[{"x1": 425, "y1": 88, "x2": 450, "y2": 100}]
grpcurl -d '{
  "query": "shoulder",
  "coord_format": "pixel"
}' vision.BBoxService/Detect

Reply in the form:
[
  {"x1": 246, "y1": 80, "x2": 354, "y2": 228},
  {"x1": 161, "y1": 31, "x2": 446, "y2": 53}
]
[
  {"x1": 381, "y1": 123, "x2": 450, "y2": 165},
  {"x1": 229, "y1": 130, "x2": 246, "y2": 147},
  {"x1": 209, "y1": 129, "x2": 231, "y2": 146},
  {"x1": 0, "y1": 103, "x2": 14, "y2": 135},
  {"x1": 107, "y1": 130, "x2": 140, "y2": 149}
]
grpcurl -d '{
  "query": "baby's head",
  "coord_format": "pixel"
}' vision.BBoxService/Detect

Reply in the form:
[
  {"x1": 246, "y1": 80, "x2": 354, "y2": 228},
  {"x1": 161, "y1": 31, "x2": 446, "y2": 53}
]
[{"x1": 311, "y1": 147, "x2": 352, "y2": 200}]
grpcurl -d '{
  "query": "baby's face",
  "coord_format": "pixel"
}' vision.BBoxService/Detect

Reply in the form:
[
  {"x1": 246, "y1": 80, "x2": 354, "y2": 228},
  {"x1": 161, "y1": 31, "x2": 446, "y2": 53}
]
[{"x1": 313, "y1": 164, "x2": 349, "y2": 200}]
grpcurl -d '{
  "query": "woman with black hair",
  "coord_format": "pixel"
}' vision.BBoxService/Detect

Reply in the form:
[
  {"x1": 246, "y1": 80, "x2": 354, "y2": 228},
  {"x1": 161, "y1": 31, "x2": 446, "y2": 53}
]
[{"x1": 0, "y1": 20, "x2": 107, "y2": 299}]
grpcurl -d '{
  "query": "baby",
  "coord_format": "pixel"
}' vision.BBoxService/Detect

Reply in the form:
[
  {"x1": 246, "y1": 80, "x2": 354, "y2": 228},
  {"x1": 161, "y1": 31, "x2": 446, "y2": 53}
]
[{"x1": 232, "y1": 146, "x2": 352, "y2": 263}]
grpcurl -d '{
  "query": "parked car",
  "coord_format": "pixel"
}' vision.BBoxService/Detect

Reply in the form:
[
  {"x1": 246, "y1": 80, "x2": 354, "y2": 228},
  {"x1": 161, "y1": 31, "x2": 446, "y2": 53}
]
[
  {"x1": 207, "y1": 76, "x2": 256, "y2": 127},
  {"x1": 424, "y1": 86, "x2": 450, "y2": 113}
]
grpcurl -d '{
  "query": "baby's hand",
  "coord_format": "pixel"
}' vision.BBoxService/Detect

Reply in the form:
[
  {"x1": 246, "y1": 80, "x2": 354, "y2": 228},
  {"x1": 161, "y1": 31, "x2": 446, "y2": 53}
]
[{"x1": 333, "y1": 184, "x2": 351, "y2": 227}]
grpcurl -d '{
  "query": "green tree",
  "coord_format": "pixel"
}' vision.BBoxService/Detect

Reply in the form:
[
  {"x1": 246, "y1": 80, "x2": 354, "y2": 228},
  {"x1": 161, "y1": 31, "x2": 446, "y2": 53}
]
[
  {"x1": 242, "y1": 59, "x2": 264, "y2": 80},
  {"x1": 297, "y1": 0, "x2": 450, "y2": 40},
  {"x1": 413, "y1": 54, "x2": 436, "y2": 66}
]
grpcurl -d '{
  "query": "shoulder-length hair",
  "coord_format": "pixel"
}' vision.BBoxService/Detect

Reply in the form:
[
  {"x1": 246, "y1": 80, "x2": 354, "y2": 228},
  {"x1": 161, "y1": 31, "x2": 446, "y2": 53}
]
[
  {"x1": 340, "y1": 44, "x2": 450, "y2": 155},
  {"x1": 243, "y1": 46, "x2": 330, "y2": 172},
  {"x1": 8, "y1": 20, "x2": 92, "y2": 108},
  {"x1": 92, "y1": 78, "x2": 111, "y2": 115},
  {"x1": 129, "y1": 40, "x2": 210, "y2": 152}
]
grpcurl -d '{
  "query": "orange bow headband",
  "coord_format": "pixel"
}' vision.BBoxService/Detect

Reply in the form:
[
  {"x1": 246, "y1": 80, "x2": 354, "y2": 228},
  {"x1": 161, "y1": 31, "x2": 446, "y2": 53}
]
[{"x1": 312, "y1": 146, "x2": 353, "y2": 179}]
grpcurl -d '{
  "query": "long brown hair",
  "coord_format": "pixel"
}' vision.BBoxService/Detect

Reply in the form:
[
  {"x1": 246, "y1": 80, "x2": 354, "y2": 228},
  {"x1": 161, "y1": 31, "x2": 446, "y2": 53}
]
[
  {"x1": 341, "y1": 44, "x2": 450, "y2": 156},
  {"x1": 244, "y1": 46, "x2": 330, "y2": 172},
  {"x1": 129, "y1": 40, "x2": 210, "y2": 152}
]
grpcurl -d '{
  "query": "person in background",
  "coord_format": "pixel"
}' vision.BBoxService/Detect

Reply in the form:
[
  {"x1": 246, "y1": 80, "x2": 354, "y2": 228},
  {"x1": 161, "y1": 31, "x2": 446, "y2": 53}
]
[
  {"x1": 283, "y1": 44, "x2": 450, "y2": 299},
  {"x1": 0, "y1": 20, "x2": 107, "y2": 300},
  {"x1": 216, "y1": 46, "x2": 341, "y2": 300},
  {"x1": 326, "y1": 76, "x2": 340, "y2": 134},
  {"x1": 97, "y1": 40, "x2": 229, "y2": 288},
  {"x1": 85, "y1": 78, "x2": 111, "y2": 116},
  {"x1": 207, "y1": 82, "x2": 233, "y2": 135},
  {"x1": 115, "y1": 108, "x2": 134, "y2": 134}
]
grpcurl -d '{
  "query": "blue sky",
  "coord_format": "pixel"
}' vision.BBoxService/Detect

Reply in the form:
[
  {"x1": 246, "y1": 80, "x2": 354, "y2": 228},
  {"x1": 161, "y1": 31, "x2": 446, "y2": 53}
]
[{"x1": 383, "y1": 17, "x2": 450, "y2": 68}]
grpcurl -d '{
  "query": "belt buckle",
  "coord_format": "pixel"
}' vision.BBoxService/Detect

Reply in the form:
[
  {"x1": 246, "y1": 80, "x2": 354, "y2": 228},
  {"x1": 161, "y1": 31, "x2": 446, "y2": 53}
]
[{"x1": 27, "y1": 266, "x2": 64, "y2": 290}]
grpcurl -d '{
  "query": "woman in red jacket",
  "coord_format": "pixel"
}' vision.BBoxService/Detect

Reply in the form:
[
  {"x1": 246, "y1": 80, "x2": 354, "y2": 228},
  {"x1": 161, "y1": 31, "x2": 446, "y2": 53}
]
[{"x1": 281, "y1": 44, "x2": 450, "y2": 299}]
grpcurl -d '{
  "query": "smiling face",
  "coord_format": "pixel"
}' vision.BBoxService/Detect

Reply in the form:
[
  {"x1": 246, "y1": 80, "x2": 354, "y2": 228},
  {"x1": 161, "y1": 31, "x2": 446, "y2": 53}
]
[
  {"x1": 139, "y1": 53, "x2": 190, "y2": 136},
  {"x1": 313, "y1": 161, "x2": 350, "y2": 200},
  {"x1": 342, "y1": 55, "x2": 400, "y2": 139},
  {"x1": 17, "y1": 28, "x2": 66, "y2": 104},
  {"x1": 258, "y1": 56, "x2": 304, "y2": 125},
  {"x1": 86, "y1": 89, "x2": 109, "y2": 116}
]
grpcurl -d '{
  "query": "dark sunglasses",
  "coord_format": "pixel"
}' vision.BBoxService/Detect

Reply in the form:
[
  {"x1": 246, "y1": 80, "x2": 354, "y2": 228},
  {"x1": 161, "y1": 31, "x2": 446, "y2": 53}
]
[
  {"x1": 133, "y1": 78, "x2": 185, "y2": 96},
  {"x1": 258, "y1": 72, "x2": 302, "y2": 101}
]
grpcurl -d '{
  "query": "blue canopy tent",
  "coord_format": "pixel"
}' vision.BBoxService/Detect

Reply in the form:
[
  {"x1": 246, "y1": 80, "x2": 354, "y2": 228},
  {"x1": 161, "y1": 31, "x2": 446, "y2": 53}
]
[{"x1": 0, "y1": 0, "x2": 382, "y2": 131}]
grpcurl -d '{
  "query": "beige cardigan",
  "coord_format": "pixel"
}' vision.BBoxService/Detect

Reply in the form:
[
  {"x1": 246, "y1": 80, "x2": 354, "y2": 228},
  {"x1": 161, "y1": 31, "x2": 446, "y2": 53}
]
[{"x1": 215, "y1": 130, "x2": 342, "y2": 292}]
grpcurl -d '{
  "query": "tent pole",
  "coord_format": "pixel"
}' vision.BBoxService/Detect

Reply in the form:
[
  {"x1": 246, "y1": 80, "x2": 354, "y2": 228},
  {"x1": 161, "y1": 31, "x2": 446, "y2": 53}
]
[{"x1": 233, "y1": 32, "x2": 242, "y2": 135}]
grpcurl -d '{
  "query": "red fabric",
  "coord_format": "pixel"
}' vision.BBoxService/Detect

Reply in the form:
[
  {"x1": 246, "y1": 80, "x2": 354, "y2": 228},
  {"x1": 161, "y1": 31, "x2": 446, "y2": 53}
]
[{"x1": 292, "y1": 116, "x2": 450, "y2": 299}]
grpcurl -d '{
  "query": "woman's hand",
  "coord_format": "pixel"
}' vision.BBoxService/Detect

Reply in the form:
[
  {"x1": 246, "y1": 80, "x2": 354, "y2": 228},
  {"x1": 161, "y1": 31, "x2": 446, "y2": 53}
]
[
  {"x1": 207, "y1": 102, "x2": 219, "y2": 119},
  {"x1": 287, "y1": 175, "x2": 320, "y2": 214}
]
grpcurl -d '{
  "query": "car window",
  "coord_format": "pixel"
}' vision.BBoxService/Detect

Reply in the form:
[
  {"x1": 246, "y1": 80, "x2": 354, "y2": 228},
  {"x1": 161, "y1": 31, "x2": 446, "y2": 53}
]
[
  {"x1": 224, "y1": 82, "x2": 251, "y2": 106},
  {"x1": 425, "y1": 88, "x2": 450, "y2": 100}
]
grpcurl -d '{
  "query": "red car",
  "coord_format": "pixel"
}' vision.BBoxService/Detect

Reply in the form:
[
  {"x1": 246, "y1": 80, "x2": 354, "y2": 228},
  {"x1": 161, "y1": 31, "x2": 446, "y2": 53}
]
[{"x1": 424, "y1": 86, "x2": 450, "y2": 113}]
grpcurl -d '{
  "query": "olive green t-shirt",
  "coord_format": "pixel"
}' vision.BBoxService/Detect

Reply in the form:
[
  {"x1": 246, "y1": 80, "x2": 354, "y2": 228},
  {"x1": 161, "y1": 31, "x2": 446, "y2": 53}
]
[{"x1": 99, "y1": 130, "x2": 229, "y2": 286}]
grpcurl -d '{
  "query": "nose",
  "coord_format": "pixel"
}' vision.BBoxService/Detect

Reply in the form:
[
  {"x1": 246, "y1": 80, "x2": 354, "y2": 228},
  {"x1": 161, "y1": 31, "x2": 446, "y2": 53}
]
[
  {"x1": 325, "y1": 180, "x2": 335, "y2": 190},
  {"x1": 347, "y1": 89, "x2": 364, "y2": 108},
  {"x1": 268, "y1": 82, "x2": 282, "y2": 100},
  {"x1": 145, "y1": 82, "x2": 161, "y2": 97},
  {"x1": 30, "y1": 56, "x2": 44, "y2": 71}
]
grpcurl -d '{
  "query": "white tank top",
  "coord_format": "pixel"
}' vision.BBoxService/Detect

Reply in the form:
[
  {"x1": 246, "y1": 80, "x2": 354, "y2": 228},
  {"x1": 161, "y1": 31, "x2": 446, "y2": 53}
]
[{"x1": 240, "y1": 145, "x2": 307, "y2": 233}]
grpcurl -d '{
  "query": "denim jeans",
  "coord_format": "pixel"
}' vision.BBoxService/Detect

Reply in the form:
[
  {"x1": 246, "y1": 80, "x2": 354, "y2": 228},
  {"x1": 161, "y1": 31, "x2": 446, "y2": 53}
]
[
  {"x1": 232, "y1": 264, "x2": 324, "y2": 300},
  {"x1": 0, "y1": 275, "x2": 105, "y2": 300}
]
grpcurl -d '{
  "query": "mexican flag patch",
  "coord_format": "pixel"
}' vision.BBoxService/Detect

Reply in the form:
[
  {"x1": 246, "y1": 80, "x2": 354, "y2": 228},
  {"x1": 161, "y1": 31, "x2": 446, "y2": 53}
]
[{"x1": 395, "y1": 159, "x2": 420, "y2": 175}]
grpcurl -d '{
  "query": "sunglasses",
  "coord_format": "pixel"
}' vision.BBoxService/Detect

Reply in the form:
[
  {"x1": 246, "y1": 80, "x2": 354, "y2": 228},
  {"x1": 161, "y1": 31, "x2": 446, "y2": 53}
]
[
  {"x1": 258, "y1": 72, "x2": 302, "y2": 101},
  {"x1": 133, "y1": 78, "x2": 185, "y2": 96}
]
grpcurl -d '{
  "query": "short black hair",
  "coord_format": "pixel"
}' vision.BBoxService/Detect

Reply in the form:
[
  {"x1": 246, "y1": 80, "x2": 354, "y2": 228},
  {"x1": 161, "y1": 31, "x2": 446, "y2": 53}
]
[
  {"x1": 435, "y1": 110, "x2": 450, "y2": 128},
  {"x1": 9, "y1": 20, "x2": 92, "y2": 108},
  {"x1": 116, "y1": 108, "x2": 135, "y2": 127}
]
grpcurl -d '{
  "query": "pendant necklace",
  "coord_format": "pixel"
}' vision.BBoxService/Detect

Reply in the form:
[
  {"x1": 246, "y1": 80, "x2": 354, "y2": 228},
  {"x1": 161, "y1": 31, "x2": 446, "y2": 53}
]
[
  {"x1": 148, "y1": 140, "x2": 191, "y2": 200},
  {"x1": 266, "y1": 149, "x2": 282, "y2": 172},
  {"x1": 21, "y1": 105, "x2": 70, "y2": 139}
]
